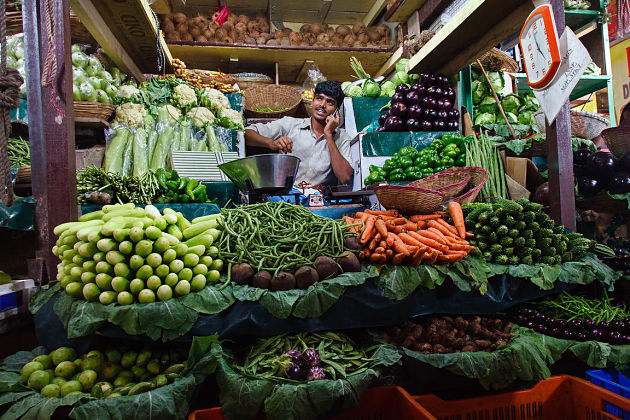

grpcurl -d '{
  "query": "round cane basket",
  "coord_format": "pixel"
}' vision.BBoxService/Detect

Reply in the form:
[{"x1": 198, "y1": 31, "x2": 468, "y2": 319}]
[
  {"x1": 6, "y1": 10, "x2": 22, "y2": 36},
  {"x1": 243, "y1": 85, "x2": 302, "y2": 118},
  {"x1": 472, "y1": 47, "x2": 519, "y2": 72},
  {"x1": 193, "y1": 70, "x2": 237, "y2": 86},
  {"x1": 375, "y1": 184, "x2": 446, "y2": 215},
  {"x1": 601, "y1": 127, "x2": 630, "y2": 159},
  {"x1": 450, "y1": 166, "x2": 488, "y2": 204},
  {"x1": 233, "y1": 73, "x2": 273, "y2": 90},
  {"x1": 534, "y1": 110, "x2": 609, "y2": 140},
  {"x1": 408, "y1": 167, "x2": 473, "y2": 199},
  {"x1": 74, "y1": 102, "x2": 116, "y2": 121}
]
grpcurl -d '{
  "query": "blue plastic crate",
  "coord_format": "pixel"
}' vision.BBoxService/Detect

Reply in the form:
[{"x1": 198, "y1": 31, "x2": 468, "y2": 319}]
[
  {"x1": 0, "y1": 291, "x2": 18, "y2": 312},
  {"x1": 586, "y1": 369, "x2": 630, "y2": 419}
]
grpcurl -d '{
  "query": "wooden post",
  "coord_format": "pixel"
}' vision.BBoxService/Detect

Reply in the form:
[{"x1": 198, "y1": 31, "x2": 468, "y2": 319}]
[
  {"x1": 23, "y1": 0, "x2": 77, "y2": 284},
  {"x1": 546, "y1": 0, "x2": 575, "y2": 230}
]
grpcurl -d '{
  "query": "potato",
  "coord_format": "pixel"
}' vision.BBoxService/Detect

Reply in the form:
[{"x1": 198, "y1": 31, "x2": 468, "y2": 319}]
[
  {"x1": 273, "y1": 29, "x2": 284, "y2": 39},
  {"x1": 300, "y1": 24, "x2": 312, "y2": 33},
  {"x1": 244, "y1": 36, "x2": 256, "y2": 45},
  {"x1": 261, "y1": 32, "x2": 272, "y2": 41},
  {"x1": 172, "y1": 12, "x2": 187, "y2": 24},
  {"x1": 336, "y1": 24, "x2": 350, "y2": 36},
  {"x1": 223, "y1": 21, "x2": 234, "y2": 32},
  {"x1": 280, "y1": 38, "x2": 290, "y2": 46},
  {"x1": 252, "y1": 271, "x2": 271, "y2": 289},
  {"x1": 314, "y1": 256, "x2": 339, "y2": 279},
  {"x1": 215, "y1": 28, "x2": 227, "y2": 39},
  {"x1": 231, "y1": 263, "x2": 254, "y2": 285},
  {"x1": 310, "y1": 23, "x2": 324, "y2": 34},
  {"x1": 175, "y1": 22, "x2": 188, "y2": 34},
  {"x1": 317, "y1": 33, "x2": 329, "y2": 44},
  {"x1": 353, "y1": 22, "x2": 366, "y2": 35},
  {"x1": 337, "y1": 251, "x2": 361, "y2": 273},
  {"x1": 190, "y1": 27, "x2": 201, "y2": 38},
  {"x1": 271, "y1": 271, "x2": 296, "y2": 291},
  {"x1": 182, "y1": 33, "x2": 193, "y2": 41},
  {"x1": 357, "y1": 33, "x2": 369, "y2": 44},
  {"x1": 203, "y1": 29, "x2": 214, "y2": 39},
  {"x1": 237, "y1": 14, "x2": 249, "y2": 24},
  {"x1": 259, "y1": 22, "x2": 270, "y2": 33},
  {"x1": 376, "y1": 24, "x2": 389, "y2": 38},
  {"x1": 196, "y1": 35, "x2": 208, "y2": 42},
  {"x1": 295, "y1": 266, "x2": 319, "y2": 290},
  {"x1": 266, "y1": 39, "x2": 281, "y2": 46},
  {"x1": 344, "y1": 34, "x2": 356, "y2": 45},
  {"x1": 256, "y1": 36, "x2": 267, "y2": 45},
  {"x1": 248, "y1": 21, "x2": 259, "y2": 33},
  {"x1": 368, "y1": 27, "x2": 380, "y2": 42},
  {"x1": 235, "y1": 22, "x2": 247, "y2": 33}
]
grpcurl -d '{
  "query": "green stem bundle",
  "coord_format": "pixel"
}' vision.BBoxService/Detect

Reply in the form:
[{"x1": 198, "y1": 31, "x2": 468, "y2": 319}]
[{"x1": 466, "y1": 131, "x2": 508, "y2": 201}]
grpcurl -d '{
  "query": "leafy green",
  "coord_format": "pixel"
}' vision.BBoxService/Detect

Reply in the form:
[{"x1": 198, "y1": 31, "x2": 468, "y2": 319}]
[
  {"x1": 0, "y1": 336, "x2": 221, "y2": 420},
  {"x1": 216, "y1": 344, "x2": 400, "y2": 420}
]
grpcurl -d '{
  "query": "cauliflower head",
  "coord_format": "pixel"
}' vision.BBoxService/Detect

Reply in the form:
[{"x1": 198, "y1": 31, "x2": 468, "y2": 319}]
[
  {"x1": 219, "y1": 108, "x2": 244, "y2": 130},
  {"x1": 187, "y1": 107, "x2": 215, "y2": 128},
  {"x1": 172, "y1": 83, "x2": 197, "y2": 109},
  {"x1": 114, "y1": 103, "x2": 147, "y2": 127},
  {"x1": 200, "y1": 88, "x2": 230, "y2": 111}
]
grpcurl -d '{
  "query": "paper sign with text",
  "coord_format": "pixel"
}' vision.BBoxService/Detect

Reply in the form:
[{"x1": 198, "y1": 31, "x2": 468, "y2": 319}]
[{"x1": 533, "y1": 27, "x2": 591, "y2": 124}]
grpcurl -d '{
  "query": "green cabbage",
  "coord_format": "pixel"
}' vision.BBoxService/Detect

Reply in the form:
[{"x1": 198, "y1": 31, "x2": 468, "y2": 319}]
[
  {"x1": 72, "y1": 67, "x2": 87, "y2": 85},
  {"x1": 478, "y1": 96, "x2": 498, "y2": 114},
  {"x1": 96, "y1": 89, "x2": 111, "y2": 104},
  {"x1": 518, "y1": 110, "x2": 535, "y2": 125},
  {"x1": 487, "y1": 71, "x2": 505, "y2": 92},
  {"x1": 362, "y1": 79, "x2": 381, "y2": 97},
  {"x1": 87, "y1": 76, "x2": 102, "y2": 90},
  {"x1": 472, "y1": 80, "x2": 487, "y2": 105},
  {"x1": 501, "y1": 94, "x2": 522, "y2": 113},
  {"x1": 408, "y1": 73, "x2": 420, "y2": 84},
  {"x1": 497, "y1": 112, "x2": 518, "y2": 124},
  {"x1": 380, "y1": 80, "x2": 396, "y2": 97},
  {"x1": 73, "y1": 84, "x2": 82, "y2": 101},
  {"x1": 395, "y1": 58, "x2": 409, "y2": 73},
  {"x1": 474, "y1": 112, "x2": 496, "y2": 125},
  {"x1": 393, "y1": 71, "x2": 409, "y2": 85},
  {"x1": 346, "y1": 85, "x2": 363, "y2": 97},
  {"x1": 341, "y1": 81, "x2": 351, "y2": 91}
]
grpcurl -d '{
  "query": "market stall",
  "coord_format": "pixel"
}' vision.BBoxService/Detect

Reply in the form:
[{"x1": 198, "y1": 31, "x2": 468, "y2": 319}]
[{"x1": 2, "y1": 0, "x2": 630, "y2": 418}]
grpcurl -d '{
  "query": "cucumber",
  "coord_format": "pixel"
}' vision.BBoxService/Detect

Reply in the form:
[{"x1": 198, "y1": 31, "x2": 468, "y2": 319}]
[
  {"x1": 167, "y1": 224, "x2": 183, "y2": 240},
  {"x1": 102, "y1": 208, "x2": 146, "y2": 222},
  {"x1": 176, "y1": 212, "x2": 192, "y2": 234},
  {"x1": 113, "y1": 228, "x2": 131, "y2": 242},
  {"x1": 127, "y1": 382, "x2": 152, "y2": 396},
  {"x1": 183, "y1": 219, "x2": 219, "y2": 239},
  {"x1": 103, "y1": 203, "x2": 135, "y2": 213},
  {"x1": 78, "y1": 211, "x2": 104, "y2": 222},
  {"x1": 191, "y1": 214, "x2": 222, "y2": 224},
  {"x1": 183, "y1": 234, "x2": 214, "y2": 249}
]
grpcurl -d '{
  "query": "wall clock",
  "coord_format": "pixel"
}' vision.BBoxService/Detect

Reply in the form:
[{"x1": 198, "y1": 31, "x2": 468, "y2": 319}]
[{"x1": 519, "y1": 4, "x2": 562, "y2": 89}]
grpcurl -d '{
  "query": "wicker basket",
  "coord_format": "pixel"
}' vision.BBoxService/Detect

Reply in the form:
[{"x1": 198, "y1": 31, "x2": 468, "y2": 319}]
[
  {"x1": 409, "y1": 167, "x2": 473, "y2": 199},
  {"x1": 534, "y1": 110, "x2": 609, "y2": 140},
  {"x1": 601, "y1": 127, "x2": 630, "y2": 159},
  {"x1": 243, "y1": 85, "x2": 302, "y2": 118},
  {"x1": 233, "y1": 73, "x2": 273, "y2": 90},
  {"x1": 15, "y1": 166, "x2": 30, "y2": 184},
  {"x1": 69, "y1": 11, "x2": 96, "y2": 45},
  {"x1": 451, "y1": 167, "x2": 488, "y2": 204},
  {"x1": 302, "y1": 98, "x2": 313, "y2": 117},
  {"x1": 6, "y1": 10, "x2": 22, "y2": 36},
  {"x1": 375, "y1": 184, "x2": 446, "y2": 215},
  {"x1": 74, "y1": 102, "x2": 116, "y2": 121},
  {"x1": 472, "y1": 47, "x2": 519, "y2": 73}
]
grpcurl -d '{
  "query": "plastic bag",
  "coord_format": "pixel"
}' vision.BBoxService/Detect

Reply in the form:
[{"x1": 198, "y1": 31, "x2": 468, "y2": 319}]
[
  {"x1": 149, "y1": 120, "x2": 176, "y2": 171},
  {"x1": 302, "y1": 62, "x2": 327, "y2": 93},
  {"x1": 103, "y1": 125, "x2": 131, "y2": 174},
  {"x1": 179, "y1": 118, "x2": 193, "y2": 151},
  {"x1": 192, "y1": 125, "x2": 209, "y2": 151},
  {"x1": 121, "y1": 128, "x2": 135, "y2": 176}
]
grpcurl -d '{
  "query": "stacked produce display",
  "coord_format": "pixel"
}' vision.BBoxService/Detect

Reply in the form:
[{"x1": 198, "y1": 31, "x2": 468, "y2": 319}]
[
  {"x1": 52, "y1": 204, "x2": 224, "y2": 305},
  {"x1": 574, "y1": 148, "x2": 630, "y2": 196},
  {"x1": 72, "y1": 45, "x2": 128, "y2": 104},
  {"x1": 4, "y1": 34, "x2": 26, "y2": 98}
]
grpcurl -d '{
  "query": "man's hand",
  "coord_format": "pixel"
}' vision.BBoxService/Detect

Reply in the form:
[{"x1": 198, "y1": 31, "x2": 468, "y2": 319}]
[
  {"x1": 324, "y1": 111, "x2": 340, "y2": 136},
  {"x1": 271, "y1": 136, "x2": 293, "y2": 153}
]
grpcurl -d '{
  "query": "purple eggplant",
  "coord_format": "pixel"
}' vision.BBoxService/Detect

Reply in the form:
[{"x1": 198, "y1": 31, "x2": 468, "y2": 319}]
[
  {"x1": 408, "y1": 104, "x2": 423, "y2": 120},
  {"x1": 286, "y1": 349, "x2": 302, "y2": 364},
  {"x1": 433, "y1": 120, "x2": 446, "y2": 130},
  {"x1": 405, "y1": 90, "x2": 420, "y2": 105},
  {"x1": 437, "y1": 110, "x2": 448, "y2": 120},
  {"x1": 421, "y1": 96, "x2": 432, "y2": 109},
  {"x1": 286, "y1": 363, "x2": 302, "y2": 379},
  {"x1": 442, "y1": 99, "x2": 453, "y2": 110},
  {"x1": 587, "y1": 151, "x2": 616, "y2": 178},
  {"x1": 405, "y1": 118, "x2": 421, "y2": 131},
  {"x1": 378, "y1": 113, "x2": 388, "y2": 126},
  {"x1": 573, "y1": 148, "x2": 592, "y2": 166},
  {"x1": 307, "y1": 366, "x2": 326, "y2": 381},
  {"x1": 391, "y1": 92, "x2": 405, "y2": 104},
  {"x1": 577, "y1": 176, "x2": 601, "y2": 197},
  {"x1": 609, "y1": 171, "x2": 630, "y2": 194},
  {"x1": 444, "y1": 87, "x2": 455, "y2": 101},
  {"x1": 384, "y1": 115, "x2": 404, "y2": 131},
  {"x1": 395, "y1": 84, "x2": 410, "y2": 95},
  {"x1": 448, "y1": 109, "x2": 460, "y2": 119},
  {"x1": 300, "y1": 349, "x2": 321, "y2": 367},
  {"x1": 390, "y1": 102, "x2": 408, "y2": 117}
]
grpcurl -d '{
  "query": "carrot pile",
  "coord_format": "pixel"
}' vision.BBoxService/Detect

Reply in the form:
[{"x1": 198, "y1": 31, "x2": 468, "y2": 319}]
[{"x1": 343, "y1": 202, "x2": 474, "y2": 266}]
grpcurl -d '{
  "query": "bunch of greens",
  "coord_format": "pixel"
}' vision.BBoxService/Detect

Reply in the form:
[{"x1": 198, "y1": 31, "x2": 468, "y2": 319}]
[
  {"x1": 76, "y1": 167, "x2": 162, "y2": 204},
  {"x1": 465, "y1": 132, "x2": 508, "y2": 200},
  {"x1": 8, "y1": 137, "x2": 30, "y2": 167},
  {"x1": 535, "y1": 291, "x2": 629, "y2": 323},
  {"x1": 343, "y1": 58, "x2": 416, "y2": 98}
]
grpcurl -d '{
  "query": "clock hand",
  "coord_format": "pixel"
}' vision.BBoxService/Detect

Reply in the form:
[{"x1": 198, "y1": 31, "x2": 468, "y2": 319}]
[{"x1": 533, "y1": 35, "x2": 545, "y2": 58}]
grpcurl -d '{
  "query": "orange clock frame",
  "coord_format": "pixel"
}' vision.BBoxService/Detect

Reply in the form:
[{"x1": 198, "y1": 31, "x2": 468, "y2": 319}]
[{"x1": 519, "y1": 4, "x2": 562, "y2": 89}]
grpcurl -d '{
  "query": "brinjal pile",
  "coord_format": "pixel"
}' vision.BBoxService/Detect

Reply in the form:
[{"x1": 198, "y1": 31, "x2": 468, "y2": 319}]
[{"x1": 575, "y1": 148, "x2": 630, "y2": 196}]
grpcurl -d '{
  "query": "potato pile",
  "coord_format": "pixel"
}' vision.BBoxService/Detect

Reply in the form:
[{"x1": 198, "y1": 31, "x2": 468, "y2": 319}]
[
  {"x1": 170, "y1": 58, "x2": 238, "y2": 93},
  {"x1": 161, "y1": 12, "x2": 392, "y2": 48}
]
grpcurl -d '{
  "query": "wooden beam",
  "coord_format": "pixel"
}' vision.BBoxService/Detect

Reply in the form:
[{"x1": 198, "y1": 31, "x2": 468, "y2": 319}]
[
  {"x1": 386, "y1": 0, "x2": 429, "y2": 22},
  {"x1": 24, "y1": 0, "x2": 78, "y2": 283},
  {"x1": 363, "y1": 0, "x2": 387, "y2": 26},
  {"x1": 375, "y1": 46, "x2": 403, "y2": 78},
  {"x1": 546, "y1": 0, "x2": 575, "y2": 230},
  {"x1": 415, "y1": 0, "x2": 452, "y2": 27},
  {"x1": 70, "y1": 0, "x2": 145, "y2": 81},
  {"x1": 320, "y1": 0, "x2": 332, "y2": 23}
]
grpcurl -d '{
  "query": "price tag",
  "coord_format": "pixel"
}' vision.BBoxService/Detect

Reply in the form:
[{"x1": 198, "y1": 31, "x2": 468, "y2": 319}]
[
  {"x1": 533, "y1": 27, "x2": 591, "y2": 124},
  {"x1": 308, "y1": 194, "x2": 325, "y2": 207}
]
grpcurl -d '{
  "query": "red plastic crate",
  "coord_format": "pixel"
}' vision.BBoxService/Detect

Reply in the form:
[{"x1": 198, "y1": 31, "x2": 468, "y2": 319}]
[
  {"x1": 414, "y1": 375, "x2": 630, "y2": 420},
  {"x1": 188, "y1": 386, "x2": 433, "y2": 420}
]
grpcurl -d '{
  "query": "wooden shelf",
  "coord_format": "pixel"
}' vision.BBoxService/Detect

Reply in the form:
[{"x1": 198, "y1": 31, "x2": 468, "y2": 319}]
[
  {"x1": 384, "y1": 0, "x2": 428, "y2": 22},
  {"x1": 167, "y1": 42, "x2": 395, "y2": 82},
  {"x1": 74, "y1": 117, "x2": 111, "y2": 128},
  {"x1": 406, "y1": 0, "x2": 534, "y2": 76},
  {"x1": 513, "y1": 73, "x2": 610, "y2": 101},
  {"x1": 565, "y1": 9, "x2": 599, "y2": 32},
  {"x1": 70, "y1": 0, "x2": 173, "y2": 80}
]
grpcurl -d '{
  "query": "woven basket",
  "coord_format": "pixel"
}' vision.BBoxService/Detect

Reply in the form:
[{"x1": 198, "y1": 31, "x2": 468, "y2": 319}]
[
  {"x1": 451, "y1": 166, "x2": 488, "y2": 204},
  {"x1": 243, "y1": 85, "x2": 302, "y2": 118},
  {"x1": 69, "y1": 11, "x2": 95, "y2": 45},
  {"x1": 6, "y1": 10, "x2": 22, "y2": 36},
  {"x1": 375, "y1": 184, "x2": 446, "y2": 215},
  {"x1": 601, "y1": 127, "x2": 630, "y2": 159},
  {"x1": 233, "y1": 73, "x2": 273, "y2": 90},
  {"x1": 15, "y1": 166, "x2": 30, "y2": 184},
  {"x1": 74, "y1": 102, "x2": 116, "y2": 121},
  {"x1": 409, "y1": 167, "x2": 473, "y2": 199},
  {"x1": 302, "y1": 98, "x2": 313, "y2": 117},
  {"x1": 472, "y1": 47, "x2": 519, "y2": 73},
  {"x1": 534, "y1": 110, "x2": 609, "y2": 140}
]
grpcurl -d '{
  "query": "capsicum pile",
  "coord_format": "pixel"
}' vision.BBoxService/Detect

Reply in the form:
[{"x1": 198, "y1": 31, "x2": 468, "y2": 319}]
[
  {"x1": 364, "y1": 133, "x2": 470, "y2": 185},
  {"x1": 155, "y1": 169, "x2": 213, "y2": 203}
]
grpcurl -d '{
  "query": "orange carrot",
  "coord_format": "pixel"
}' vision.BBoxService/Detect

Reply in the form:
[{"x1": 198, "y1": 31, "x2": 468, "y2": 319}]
[
  {"x1": 360, "y1": 216, "x2": 377, "y2": 245},
  {"x1": 392, "y1": 239, "x2": 411, "y2": 256},
  {"x1": 427, "y1": 219, "x2": 458, "y2": 238},
  {"x1": 386, "y1": 232, "x2": 397, "y2": 247},
  {"x1": 437, "y1": 254, "x2": 466, "y2": 263},
  {"x1": 402, "y1": 222, "x2": 419, "y2": 232},
  {"x1": 355, "y1": 212, "x2": 370, "y2": 223},
  {"x1": 409, "y1": 214, "x2": 442, "y2": 222},
  {"x1": 436, "y1": 218, "x2": 459, "y2": 236},
  {"x1": 465, "y1": 232, "x2": 474, "y2": 238},
  {"x1": 445, "y1": 249, "x2": 468, "y2": 256},
  {"x1": 385, "y1": 249, "x2": 394, "y2": 261},
  {"x1": 370, "y1": 253, "x2": 387, "y2": 264},
  {"x1": 374, "y1": 247, "x2": 386, "y2": 254},
  {"x1": 447, "y1": 243, "x2": 473, "y2": 252},
  {"x1": 393, "y1": 226, "x2": 407, "y2": 234},
  {"x1": 447, "y1": 201, "x2": 466, "y2": 239},
  {"x1": 407, "y1": 231, "x2": 448, "y2": 252},
  {"x1": 365, "y1": 209, "x2": 399, "y2": 217},
  {"x1": 391, "y1": 253, "x2": 407, "y2": 265},
  {"x1": 375, "y1": 219, "x2": 388, "y2": 238},
  {"x1": 379, "y1": 240, "x2": 388, "y2": 249},
  {"x1": 417, "y1": 229, "x2": 448, "y2": 245},
  {"x1": 368, "y1": 237, "x2": 378, "y2": 251},
  {"x1": 398, "y1": 232, "x2": 424, "y2": 247},
  {"x1": 416, "y1": 220, "x2": 427, "y2": 229},
  {"x1": 390, "y1": 218, "x2": 409, "y2": 226}
]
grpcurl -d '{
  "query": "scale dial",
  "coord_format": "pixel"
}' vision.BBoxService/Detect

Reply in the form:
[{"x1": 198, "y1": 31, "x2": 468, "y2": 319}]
[{"x1": 519, "y1": 4, "x2": 561, "y2": 89}]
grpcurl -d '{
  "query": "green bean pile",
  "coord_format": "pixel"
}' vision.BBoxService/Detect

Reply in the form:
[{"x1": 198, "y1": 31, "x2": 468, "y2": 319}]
[
  {"x1": 76, "y1": 167, "x2": 162, "y2": 204},
  {"x1": 8, "y1": 137, "x2": 30, "y2": 167},
  {"x1": 218, "y1": 201, "x2": 353, "y2": 274},
  {"x1": 536, "y1": 291, "x2": 630, "y2": 323},
  {"x1": 234, "y1": 332, "x2": 374, "y2": 383}
]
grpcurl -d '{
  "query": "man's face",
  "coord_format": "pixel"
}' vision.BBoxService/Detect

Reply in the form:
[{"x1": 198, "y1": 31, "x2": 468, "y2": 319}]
[{"x1": 311, "y1": 92, "x2": 337, "y2": 122}]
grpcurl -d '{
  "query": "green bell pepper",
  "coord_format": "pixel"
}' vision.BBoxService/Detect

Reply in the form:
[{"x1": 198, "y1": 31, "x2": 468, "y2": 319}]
[
  {"x1": 388, "y1": 168, "x2": 404, "y2": 180},
  {"x1": 439, "y1": 156, "x2": 455, "y2": 167},
  {"x1": 428, "y1": 139, "x2": 444, "y2": 151},
  {"x1": 441, "y1": 133, "x2": 463, "y2": 147},
  {"x1": 389, "y1": 172, "x2": 406, "y2": 182},
  {"x1": 442, "y1": 144, "x2": 460, "y2": 158},
  {"x1": 169, "y1": 170, "x2": 179, "y2": 181},
  {"x1": 400, "y1": 146, "x2": 419, "y2": 159},
  {"x1": 404, "y1": 166, "x2": 419, "y2": 179},
  {"x1": 414, "y1": 156, "x2": 429, "y2": 169},
  {"x1": 455, "y1": 154, "x2": 467, "y2": 167},
  {"x1": 399, "y1": 156, "x2": 414, "y2": 168},
  {"x1": 434, "y1": 165, "x2": 448, "y2": 173},
  {"x1": 421, "y1": 168, "x2": 434, "y2": 177},
  {"x1": 383, "y1": 159, "x2": 397, "y2": 172},
  {"x1": 425, "y1": 152, "x2": 439, "y2": 168}
]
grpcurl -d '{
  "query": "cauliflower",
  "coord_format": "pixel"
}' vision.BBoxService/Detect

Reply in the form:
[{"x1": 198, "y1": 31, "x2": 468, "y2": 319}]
[
  {"x1": 200, "y1": 88, "x2": 230, "y2": 111},
  {"x1": 218, "y1": 108, "x2": 244, "y2": 130},
  {"x1": 187, "y1": 106, "x2": 214, "y2": 128},
  {"x1": 172, "y1": 83, "x2": 197, "y2": 109},
  {"x1": 114, "y1": 103, "x2": 146, "y2": 127},
  {"x1": 157, "y1": 104, "x2": 182, "y2": 125},
  {"x1": 116, "y1": 84, "x2": 139, "y2": 99}
]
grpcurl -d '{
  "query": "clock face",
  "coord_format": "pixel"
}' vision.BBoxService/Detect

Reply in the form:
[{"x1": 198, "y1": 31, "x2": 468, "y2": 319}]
[{"x1": 519, "y1": 4, "x2": 561, "y2": 89}]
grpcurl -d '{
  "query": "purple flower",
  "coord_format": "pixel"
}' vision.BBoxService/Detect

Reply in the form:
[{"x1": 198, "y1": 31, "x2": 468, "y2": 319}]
[
  {"x1": 307, "y1": 366, "x2": 326, "y2": 381},
  {"x1": 286, "y1": 363, "x2": 302, "y2": 379},
  {"x1": 300, "y1": 349, "x2": 321, "y2": 367},
  {"x1": 286, "y1": 350, "x2": 302, "y2": 364}
]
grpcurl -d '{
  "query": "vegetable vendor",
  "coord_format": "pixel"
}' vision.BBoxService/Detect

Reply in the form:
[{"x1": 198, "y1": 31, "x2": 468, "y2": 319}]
[{"x1": 244, "y1": 81, "x2": 354, "y2": 185}]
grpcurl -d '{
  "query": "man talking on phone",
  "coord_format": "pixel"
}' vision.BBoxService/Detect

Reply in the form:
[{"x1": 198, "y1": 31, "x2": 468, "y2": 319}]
[{"x1": 245, "y1": 81, "x2": 354, "y2": 186}]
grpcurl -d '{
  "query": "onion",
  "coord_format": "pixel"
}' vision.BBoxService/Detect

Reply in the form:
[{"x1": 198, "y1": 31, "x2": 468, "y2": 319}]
[
  {"x1": 203, "y1": 29, "x2": 214, "y2": 39},
  {"x1": 280, "y1": 38, "x2": 290, "y2": 46},
  {"x1": 357, "y1": 33, "x2": 369, "y2": 44},
  {"x1": 238, "y1": 14, "x2": 249, "y2": 24},
  {"x1": 163, "y1": 20, "x2": 175, "y2": 32},
  {"x1": 259, "y1": 22, "x2": 270, "y2": 33},
  {"x1": 274, "y1": 29, "x2": 284, "y2": 39},
  {"x1": 223, "y1": 21, "x2": 234, "y2": 32},
  {"x1": 250, "y1": 30, "x2": 261, "y2": 37},
  {"x1": 344, "y1": 34, "x2": 356, "y2": 45},
  {"x1": 164, "y1": 31, "x2": 176, "y2": 41},
  {"x1": 327, "y1": 28, "x2": 335, "y2": 38},
  {"x1": 283, "y1": 28, "x2": 293, "y2": 36},
  {"x1": 317, "y1": 33, "x2": 330, "y2": 44},
  {"x1": 353, "y1": 41, "x2": 364, "y2": 48},
  {"x1": 172, "y1": 12, "x2": 187, "y2": 24},
  {"x1": 300, "y1": 24, "x2": 312, "y2": 33},
  {"x1": 256, "y1": 36, "x2": 267, "y2": 45},
  {"x1": 190, "y1": 27, "x2": 201, "y2": 37},
  {"x1": 299, "y1": 41, "x2": 310, "y2": 46},
  {"x1": 226, "y1": 13, "x2": 237, "y2": 24},
  {"x1": 196, "y1": 35, "x2": 208, "y2": 42},
  {"x1": 289, "y1": 32, "x2": 302, "y2": 43},
  {"x1": 261, "y1": 32, "x2": 272, "y2": 41},
  {"x1": 247, "y1": 21, "x2": 259, "y2": 33},
  {"x1": 304, "y1": 33, "x2": 316, "y2": 45},
  {"x1": 235, "y1": 22, "x2": 247, "y2": 33},
  {"x1": 244, "y1": 36, "x2": 256, "y2": 45},
  {"x1": 353, "y1": 22, "x2": 366, "y2": 35},
  {"x1": 215, "y1": 28, "x2": 227, "y2": 39}
]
